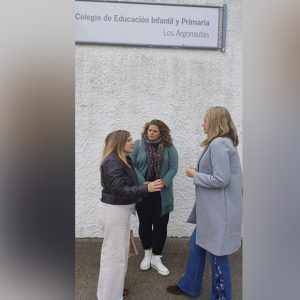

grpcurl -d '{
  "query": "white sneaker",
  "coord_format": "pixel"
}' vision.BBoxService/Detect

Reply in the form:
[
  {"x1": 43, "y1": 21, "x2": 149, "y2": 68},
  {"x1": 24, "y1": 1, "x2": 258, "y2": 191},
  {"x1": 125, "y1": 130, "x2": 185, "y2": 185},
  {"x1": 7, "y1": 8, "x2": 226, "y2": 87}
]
[
  {"x1": 140, "y1": 249, "x2": 152, "y2": 271},
  {"x1": 150, "y1": 255, "x2": 169, "y2": 276}
]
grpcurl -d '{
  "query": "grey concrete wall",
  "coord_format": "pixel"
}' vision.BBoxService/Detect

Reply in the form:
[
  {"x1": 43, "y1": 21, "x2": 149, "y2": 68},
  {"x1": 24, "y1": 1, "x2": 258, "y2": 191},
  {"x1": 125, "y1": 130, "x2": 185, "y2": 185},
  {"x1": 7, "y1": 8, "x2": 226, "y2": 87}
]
[{"x1": 76, "y1": 0, "x2": 242, "y2": 237}]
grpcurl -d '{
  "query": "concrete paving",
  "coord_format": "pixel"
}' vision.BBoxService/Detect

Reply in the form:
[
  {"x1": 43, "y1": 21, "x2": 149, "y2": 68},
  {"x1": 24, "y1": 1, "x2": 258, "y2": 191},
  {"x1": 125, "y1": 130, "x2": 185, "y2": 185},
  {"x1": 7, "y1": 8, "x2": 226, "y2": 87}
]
[{"x1": 75, "y1": 237, "x2": 242, "y2": 300}]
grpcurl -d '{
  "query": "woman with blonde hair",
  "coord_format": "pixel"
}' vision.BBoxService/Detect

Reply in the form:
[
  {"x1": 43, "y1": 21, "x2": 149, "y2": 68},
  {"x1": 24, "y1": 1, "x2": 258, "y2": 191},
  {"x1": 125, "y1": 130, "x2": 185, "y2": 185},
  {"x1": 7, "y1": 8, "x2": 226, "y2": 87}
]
[
  {"x1": 167, "y1": 107, "x2": 242, "y2": 300},
  {"x1": 97, "y1": 130, "x2": 163, "y2": 300}
]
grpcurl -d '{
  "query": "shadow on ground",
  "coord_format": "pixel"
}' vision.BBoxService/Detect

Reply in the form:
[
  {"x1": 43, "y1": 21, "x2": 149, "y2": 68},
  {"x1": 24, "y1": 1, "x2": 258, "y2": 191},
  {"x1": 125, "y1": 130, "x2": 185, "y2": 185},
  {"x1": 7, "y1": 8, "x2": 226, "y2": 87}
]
[{"x1": 75, "y1": 237, "x2": 242, "y2": 300}]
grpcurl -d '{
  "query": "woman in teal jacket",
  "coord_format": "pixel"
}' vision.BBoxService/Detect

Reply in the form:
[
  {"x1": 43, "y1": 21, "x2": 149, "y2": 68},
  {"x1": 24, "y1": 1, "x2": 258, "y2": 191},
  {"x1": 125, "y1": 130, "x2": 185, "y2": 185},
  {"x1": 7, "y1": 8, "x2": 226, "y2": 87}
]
[{"x1": 131, "y1": 120, "x2": 178, "y2": 276}]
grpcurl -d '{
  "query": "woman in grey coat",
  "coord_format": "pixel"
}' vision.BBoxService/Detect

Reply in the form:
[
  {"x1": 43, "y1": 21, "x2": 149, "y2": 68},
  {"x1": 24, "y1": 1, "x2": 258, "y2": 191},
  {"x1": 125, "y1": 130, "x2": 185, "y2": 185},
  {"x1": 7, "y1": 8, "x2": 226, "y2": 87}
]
[{"x1": 167, "y1": 106, "x2": 242, "y2": 300}]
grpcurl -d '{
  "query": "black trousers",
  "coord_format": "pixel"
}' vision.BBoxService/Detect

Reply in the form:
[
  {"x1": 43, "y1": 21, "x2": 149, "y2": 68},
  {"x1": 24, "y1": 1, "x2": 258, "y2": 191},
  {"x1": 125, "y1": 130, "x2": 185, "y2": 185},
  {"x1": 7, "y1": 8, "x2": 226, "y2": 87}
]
[{"x1": 136, "y1": 192, "x2": 169, "y2": 255}]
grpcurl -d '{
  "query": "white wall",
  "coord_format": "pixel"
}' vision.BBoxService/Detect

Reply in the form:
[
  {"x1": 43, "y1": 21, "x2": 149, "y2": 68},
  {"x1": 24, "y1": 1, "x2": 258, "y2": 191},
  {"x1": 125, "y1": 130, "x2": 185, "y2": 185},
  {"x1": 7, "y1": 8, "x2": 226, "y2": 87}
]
[{"x1": 75, "y1": 0, "x2": 242, "y2": 237}]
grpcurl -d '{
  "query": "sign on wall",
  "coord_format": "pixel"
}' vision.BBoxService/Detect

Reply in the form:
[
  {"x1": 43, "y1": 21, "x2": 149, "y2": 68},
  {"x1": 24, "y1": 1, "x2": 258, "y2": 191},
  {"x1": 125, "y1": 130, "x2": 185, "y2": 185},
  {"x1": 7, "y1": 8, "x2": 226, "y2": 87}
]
[{"x1": 75, "y1": 0, "x2": 227, "y2": 51}]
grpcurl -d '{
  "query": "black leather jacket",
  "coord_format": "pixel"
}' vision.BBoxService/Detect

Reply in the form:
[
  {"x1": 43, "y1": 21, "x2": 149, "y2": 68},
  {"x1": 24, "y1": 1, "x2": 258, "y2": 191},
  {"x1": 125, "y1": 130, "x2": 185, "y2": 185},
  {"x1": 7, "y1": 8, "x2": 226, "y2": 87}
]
[{"x1": 101, "y1": 154, "x2": 148, "y2": 205}]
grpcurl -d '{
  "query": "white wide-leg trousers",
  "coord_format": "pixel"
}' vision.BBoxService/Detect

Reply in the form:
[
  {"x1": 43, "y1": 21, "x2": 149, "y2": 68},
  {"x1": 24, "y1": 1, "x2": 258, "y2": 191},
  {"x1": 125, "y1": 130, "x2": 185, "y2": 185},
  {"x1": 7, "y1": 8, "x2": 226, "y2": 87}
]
[{"x1": 97, "y1": 203, "x2": 134, "y2": 300}]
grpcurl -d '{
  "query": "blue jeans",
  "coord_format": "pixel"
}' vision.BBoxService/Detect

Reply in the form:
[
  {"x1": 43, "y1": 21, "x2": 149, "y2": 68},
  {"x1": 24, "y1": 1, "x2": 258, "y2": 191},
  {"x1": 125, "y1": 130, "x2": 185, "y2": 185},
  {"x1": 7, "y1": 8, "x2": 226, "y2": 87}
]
[{"x1": 178, "y1": 229, "x2": 232, "y2": 300}]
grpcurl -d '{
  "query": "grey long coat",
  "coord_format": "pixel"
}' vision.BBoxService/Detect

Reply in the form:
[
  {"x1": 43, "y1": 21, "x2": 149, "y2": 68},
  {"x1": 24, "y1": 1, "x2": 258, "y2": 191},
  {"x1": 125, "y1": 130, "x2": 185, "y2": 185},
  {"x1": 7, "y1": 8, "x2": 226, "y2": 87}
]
[{"x1": 187, "y1": 137, "x2": 242, "y2": 256}]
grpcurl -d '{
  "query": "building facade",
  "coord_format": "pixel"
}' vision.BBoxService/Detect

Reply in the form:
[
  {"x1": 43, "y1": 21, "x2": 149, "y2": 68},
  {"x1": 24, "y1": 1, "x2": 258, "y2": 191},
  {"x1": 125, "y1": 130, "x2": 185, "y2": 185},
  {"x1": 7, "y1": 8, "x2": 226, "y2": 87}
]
[{"x1": 75, "y1": 0, "x2": 242, "y2": 238}]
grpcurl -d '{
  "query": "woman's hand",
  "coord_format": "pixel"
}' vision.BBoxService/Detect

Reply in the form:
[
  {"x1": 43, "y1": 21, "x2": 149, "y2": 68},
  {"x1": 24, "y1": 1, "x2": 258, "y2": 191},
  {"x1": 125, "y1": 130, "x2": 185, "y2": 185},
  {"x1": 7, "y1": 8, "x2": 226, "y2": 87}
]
[
  {"x1": 157, "y1": 179, "x2": 165, "y2": 187},
  {"x1": 143, "y1": 181, "x2": 150, "y2": 185},
  {"x1": 147, "y1": 180, "x2": 164, "y2": 192},
  {"x1": 186, "y1": 165, "x2": 196, "y2": 178}
]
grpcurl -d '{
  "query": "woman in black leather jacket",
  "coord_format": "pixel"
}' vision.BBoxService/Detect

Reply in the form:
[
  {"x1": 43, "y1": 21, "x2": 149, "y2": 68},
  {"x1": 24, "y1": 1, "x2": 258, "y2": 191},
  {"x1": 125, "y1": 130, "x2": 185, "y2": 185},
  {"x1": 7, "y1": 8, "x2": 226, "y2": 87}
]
[{"x1": 97, "y1": 130, "x2": 163, "y2": 300}]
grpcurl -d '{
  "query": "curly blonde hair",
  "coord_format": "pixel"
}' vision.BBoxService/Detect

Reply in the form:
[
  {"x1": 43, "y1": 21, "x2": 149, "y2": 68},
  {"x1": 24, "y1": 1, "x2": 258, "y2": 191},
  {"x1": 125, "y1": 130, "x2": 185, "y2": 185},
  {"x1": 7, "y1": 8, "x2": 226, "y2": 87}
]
[{"x1": 201, "y1": 106, "x2": 239, "y2": 147}]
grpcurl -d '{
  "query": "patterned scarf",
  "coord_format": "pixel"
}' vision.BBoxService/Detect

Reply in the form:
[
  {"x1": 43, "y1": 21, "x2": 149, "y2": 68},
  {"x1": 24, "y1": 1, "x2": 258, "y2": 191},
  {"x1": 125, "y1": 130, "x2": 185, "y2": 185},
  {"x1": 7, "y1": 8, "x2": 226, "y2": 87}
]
[{"x1": 143, "y1": 134, "x2": 165, "y2": 180}]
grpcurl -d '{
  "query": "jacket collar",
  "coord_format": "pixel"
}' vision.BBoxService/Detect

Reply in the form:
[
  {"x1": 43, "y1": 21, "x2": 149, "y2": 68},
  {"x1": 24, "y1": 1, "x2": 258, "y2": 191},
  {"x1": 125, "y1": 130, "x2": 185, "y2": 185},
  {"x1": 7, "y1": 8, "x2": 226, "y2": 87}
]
[{"x1": 196, "y1": 147, "x2": 209, "y2": 171}]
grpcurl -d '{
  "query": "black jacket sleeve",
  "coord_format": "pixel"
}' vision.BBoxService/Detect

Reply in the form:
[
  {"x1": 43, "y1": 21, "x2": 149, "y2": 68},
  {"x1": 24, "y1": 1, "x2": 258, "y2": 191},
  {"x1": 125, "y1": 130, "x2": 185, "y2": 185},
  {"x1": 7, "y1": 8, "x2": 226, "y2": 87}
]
[{"x1": 103, "y1": 158, "x2": 148, "y2": 198}]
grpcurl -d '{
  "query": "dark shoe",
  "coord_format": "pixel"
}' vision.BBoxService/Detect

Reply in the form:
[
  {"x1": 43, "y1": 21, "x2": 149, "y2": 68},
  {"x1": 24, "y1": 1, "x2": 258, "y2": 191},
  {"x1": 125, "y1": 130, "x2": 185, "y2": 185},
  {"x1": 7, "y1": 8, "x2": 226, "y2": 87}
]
[
  {"x1": 123, "y1": 288, "x2": 129, "y2": 297},
  {"x1": 167, "y1": 285, "x2": 184, "y2": 295}
]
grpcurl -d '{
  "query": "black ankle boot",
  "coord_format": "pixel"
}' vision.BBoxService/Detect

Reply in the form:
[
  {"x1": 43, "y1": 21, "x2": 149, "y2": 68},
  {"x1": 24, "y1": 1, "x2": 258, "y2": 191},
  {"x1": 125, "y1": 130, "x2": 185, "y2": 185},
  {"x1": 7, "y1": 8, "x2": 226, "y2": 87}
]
[{"x1": 167, "y1": 285, "x2": 184, "y2": 295}]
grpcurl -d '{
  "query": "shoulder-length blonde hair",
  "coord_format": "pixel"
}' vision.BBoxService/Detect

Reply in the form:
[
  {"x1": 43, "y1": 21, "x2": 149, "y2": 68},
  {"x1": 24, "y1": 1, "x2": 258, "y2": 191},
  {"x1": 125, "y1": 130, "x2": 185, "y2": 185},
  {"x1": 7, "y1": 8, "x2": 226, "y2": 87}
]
[
  {"x1": 201, "y1": 106, "x2": 239, "y2": 148},
  {"x1": 142, "y1": 119, "x2": 173, "y2": 146},
  {"x1": 101, "y1": 130, "x2": 131, "y2": 167}
]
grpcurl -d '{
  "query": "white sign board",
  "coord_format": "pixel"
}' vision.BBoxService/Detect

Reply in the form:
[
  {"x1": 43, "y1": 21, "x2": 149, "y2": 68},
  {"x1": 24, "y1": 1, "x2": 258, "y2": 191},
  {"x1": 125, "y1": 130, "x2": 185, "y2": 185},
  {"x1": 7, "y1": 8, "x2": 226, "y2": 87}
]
[{"x1": 75, "y1": 1, "x2": 222, "y2": 49}]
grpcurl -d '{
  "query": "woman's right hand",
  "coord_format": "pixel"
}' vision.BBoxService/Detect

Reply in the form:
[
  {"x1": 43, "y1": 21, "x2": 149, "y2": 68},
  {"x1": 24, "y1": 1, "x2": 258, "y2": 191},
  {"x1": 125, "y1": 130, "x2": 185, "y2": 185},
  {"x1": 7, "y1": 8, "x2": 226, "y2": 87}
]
[
  {"x1": 147, "y1": 180, "x2": 164, "y2": 192},
  {"x1": 186, "y1": 165, "x2": 196, "y2": 178}
]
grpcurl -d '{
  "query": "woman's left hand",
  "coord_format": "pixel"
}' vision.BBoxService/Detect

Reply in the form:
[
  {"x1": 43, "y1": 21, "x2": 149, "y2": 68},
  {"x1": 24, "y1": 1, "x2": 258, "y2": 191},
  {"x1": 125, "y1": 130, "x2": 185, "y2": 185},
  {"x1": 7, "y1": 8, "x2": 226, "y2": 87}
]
[
  {"x1": 158, "y1": 179, "x2": 165, "y2": 187},
  {"x1": 186, "y1": 165, "x2": 196, "y2": 178}
]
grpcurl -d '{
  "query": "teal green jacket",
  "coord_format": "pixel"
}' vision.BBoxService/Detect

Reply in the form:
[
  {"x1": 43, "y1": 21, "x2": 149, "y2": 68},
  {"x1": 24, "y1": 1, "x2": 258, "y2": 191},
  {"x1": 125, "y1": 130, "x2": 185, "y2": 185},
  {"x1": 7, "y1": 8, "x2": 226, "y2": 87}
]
[{"x1": 130, "y1": 139, "x2": 178, "y2": 215}]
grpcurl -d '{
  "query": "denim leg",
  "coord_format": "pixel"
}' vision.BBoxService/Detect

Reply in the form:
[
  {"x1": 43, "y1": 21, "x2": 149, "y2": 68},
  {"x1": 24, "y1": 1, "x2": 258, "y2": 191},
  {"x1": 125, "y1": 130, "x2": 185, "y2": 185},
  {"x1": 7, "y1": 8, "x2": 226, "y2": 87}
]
[
  {"x1": 178, "y1": 228, "x2": 206, "y2": 297},
  {"x1": 207, "y1": 252, "x2": 232, "y2": 300}
]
